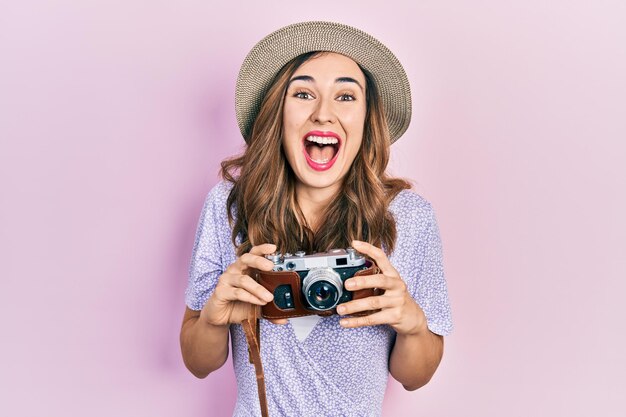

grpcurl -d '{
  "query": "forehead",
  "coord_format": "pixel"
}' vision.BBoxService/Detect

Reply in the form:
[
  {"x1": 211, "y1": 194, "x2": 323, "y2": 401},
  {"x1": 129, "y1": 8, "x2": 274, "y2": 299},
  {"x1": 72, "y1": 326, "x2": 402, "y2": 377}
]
[{"x1": 291, "y1": 52, "x2": 366, "y2": 84}]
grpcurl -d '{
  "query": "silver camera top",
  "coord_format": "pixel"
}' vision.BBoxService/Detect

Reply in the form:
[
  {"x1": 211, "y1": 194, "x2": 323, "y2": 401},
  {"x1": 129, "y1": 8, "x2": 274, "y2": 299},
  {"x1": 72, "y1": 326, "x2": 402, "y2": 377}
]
[{"x1": 266, "y1": 248, "x2": 365, "y2": 272}]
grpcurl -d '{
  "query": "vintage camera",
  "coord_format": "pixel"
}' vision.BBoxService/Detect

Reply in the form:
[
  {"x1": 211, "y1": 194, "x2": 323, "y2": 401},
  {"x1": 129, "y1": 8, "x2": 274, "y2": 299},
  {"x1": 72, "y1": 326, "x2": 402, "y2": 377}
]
[{"x1": 263, "y1": 248, "x2": 370, "y2": 312}]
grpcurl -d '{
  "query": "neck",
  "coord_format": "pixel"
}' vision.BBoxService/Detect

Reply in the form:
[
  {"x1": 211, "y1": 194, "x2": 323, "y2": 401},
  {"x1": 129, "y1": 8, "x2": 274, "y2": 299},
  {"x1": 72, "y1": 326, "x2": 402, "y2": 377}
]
[{"x1": 295, "y1": 183, "x2": 340, "y2": 231}]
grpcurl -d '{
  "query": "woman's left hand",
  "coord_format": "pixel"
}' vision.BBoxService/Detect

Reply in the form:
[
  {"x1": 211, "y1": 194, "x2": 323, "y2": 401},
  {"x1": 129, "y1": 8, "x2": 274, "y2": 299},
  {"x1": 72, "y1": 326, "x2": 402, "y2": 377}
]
[{"x1": 337, "y1": 240, "x2": 428, "y2": 336}]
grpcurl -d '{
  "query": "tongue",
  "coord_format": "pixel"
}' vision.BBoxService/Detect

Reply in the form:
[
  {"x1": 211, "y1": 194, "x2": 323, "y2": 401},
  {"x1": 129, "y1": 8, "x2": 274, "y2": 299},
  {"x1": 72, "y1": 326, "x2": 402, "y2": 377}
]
[{"x1": 308, "y1": 144, "x2": 335, "y2": 162}]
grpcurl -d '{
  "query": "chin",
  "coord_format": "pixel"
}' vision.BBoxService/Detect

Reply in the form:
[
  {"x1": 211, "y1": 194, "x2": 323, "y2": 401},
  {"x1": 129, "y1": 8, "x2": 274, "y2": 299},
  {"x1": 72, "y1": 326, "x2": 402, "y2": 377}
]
[
  {"x1": 300, "y1": 176, "x2": 335, "y2": 189},
  {"x1": 301, "y1": 170, "x2": 345, "y2": 191}
]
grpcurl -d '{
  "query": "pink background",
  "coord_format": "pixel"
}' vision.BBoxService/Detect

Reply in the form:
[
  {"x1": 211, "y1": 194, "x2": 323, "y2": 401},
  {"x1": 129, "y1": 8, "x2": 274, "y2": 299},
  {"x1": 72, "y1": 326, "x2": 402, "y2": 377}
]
[{"x1": 1, "y1": 1, "x2": 625, "y2": 416}]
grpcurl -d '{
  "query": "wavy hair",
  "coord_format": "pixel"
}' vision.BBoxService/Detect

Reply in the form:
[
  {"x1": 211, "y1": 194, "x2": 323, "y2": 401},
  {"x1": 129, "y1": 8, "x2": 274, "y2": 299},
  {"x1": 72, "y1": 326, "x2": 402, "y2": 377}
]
[{"x1": 221, "y1": 52, "x2": 410, "y2": 256}]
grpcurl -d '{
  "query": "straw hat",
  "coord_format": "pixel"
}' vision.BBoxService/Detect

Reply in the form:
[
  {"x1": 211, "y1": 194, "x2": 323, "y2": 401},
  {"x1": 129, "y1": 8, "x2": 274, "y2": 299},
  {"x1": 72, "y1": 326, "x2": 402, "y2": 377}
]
[{"x1": 235, "y1": 21, "x2": 412, "y2": 144}]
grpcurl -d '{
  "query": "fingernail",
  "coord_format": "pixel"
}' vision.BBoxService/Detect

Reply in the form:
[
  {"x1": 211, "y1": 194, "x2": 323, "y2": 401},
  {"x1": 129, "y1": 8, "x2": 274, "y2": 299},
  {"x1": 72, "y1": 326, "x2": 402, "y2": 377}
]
[
  {"x1": 345, "y1": 280, "x2": 355, "y2": 289},
  {"x1": 340, "y1": 319, "x2": 349, "y2": 327},
  {"x1": 352, "y1": 240, "x2": 363, "y2": 246},
  {"x1": 264, "y1": 293, "x2": 274, "y2": 302},
  {"x1": 337, "y1": 305, "x2": 346, "y2": 314}
]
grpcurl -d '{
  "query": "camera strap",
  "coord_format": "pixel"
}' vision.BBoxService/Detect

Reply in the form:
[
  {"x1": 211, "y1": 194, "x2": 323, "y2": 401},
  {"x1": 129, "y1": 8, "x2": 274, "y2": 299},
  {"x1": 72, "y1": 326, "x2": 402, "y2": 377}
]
[{"x1": 241, "y1": 305, "x2": 270, "y2": 417}]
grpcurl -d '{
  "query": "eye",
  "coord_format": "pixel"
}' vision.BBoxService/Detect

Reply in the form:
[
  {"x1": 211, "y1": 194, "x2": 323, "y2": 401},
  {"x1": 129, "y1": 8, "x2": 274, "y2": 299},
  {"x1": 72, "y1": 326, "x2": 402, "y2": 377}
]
[
  {"x1": 337, "y1": 93, "x2": 356, "y2": 102},
  {"x1": 294, "y1": 90, "x2": 314, "y2": 100}
]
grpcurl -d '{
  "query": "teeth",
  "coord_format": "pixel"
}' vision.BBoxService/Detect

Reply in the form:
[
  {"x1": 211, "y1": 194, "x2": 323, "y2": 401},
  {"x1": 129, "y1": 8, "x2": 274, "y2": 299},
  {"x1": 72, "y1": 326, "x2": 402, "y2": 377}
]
[
  {"x1": 311, "y1": 157, "x2": 330, "y2": 163},
  {"x1": 306, "y1": 135, "x2": 338, "y2": 145}
]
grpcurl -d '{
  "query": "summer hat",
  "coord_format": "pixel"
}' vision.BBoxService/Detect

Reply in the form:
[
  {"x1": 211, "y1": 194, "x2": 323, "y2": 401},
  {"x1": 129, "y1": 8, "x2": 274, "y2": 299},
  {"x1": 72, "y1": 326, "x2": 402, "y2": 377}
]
[{"x1": 235, "y1": 21, "x2": 412, "y2": 144}]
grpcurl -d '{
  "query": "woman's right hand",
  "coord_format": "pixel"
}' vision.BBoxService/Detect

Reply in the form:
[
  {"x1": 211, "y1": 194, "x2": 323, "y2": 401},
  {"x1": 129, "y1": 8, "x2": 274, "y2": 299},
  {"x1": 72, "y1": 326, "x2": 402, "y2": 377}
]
[{"x1": 199, "y1": 243, "x2": 281, "y2": 327}]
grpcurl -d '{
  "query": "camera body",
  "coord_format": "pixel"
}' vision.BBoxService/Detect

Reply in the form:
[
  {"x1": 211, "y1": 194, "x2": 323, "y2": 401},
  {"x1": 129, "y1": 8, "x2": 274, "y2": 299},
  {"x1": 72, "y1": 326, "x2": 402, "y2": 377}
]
[{"x1": 258, "y1": 248, "x2": 380, "y2": 319}]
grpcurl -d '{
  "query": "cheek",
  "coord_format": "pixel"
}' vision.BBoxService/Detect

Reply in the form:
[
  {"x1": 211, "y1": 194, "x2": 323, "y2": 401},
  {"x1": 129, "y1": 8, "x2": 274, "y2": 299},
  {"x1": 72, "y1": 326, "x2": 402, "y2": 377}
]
[
  {"x1": 343, "y1": 110, "x2": 366, "y2": 157},
  {"x1": 346, "y1": 138, "x2": 363, "y2": 160},
  {"x1": 283, "y1": 102, "x2": 306, "y2": 127},
  {"x1": 344, "y1": 118, "x2": 366, "y2": 144},
  {"x1": 340, "y1": 106, "x2": 366, "y2": 131},
  {"x1": 282, "y1": 108, "x2": 291, "y2": 130},
  {"x1": 282, "y1": 107, "x2": 298, "y2": 149}
]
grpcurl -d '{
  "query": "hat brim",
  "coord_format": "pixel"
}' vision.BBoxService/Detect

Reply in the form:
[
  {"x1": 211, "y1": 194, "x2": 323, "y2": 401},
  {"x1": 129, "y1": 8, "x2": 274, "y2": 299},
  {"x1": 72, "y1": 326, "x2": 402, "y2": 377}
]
[{"x1": 235, "y1": 21, "x2": 411, "y2": 144}]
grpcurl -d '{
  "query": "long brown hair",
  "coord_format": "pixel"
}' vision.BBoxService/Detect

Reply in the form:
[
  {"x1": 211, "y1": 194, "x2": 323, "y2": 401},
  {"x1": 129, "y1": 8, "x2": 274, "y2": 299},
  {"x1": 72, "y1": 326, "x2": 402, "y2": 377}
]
[{"x1": 221, "y1": 52, "x2": 410, "y2": 256}]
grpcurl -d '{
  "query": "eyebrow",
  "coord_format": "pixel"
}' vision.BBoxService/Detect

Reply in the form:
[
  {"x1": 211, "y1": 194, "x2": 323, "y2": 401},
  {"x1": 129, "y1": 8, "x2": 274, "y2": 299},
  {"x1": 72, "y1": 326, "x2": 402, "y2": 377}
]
[{"x1": 288, "y1": 75, "x2": 364, "y2": 91}]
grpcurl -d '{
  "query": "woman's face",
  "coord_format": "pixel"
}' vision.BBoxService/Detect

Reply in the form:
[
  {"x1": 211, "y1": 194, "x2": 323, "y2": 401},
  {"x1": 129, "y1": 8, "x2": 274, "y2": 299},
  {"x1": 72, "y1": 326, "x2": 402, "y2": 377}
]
[{"x1": 282, "y1": 52, "x2": 367, "y2": 197}]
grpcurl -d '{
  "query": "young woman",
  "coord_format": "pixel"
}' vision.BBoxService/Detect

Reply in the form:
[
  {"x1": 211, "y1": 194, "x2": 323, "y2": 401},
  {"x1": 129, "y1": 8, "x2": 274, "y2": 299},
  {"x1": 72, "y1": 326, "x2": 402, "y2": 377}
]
[{"x1": 180, "y1": 21, "x2": 452, "y2": 417}]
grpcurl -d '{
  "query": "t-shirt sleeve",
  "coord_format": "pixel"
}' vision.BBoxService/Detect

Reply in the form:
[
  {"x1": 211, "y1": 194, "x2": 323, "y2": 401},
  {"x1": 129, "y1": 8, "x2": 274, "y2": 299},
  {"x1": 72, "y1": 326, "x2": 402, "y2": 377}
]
[
  {"x1": 410, "y1": 203, "x2": 453, "y2": 336},
  {"x1": 184, "y1": 184, "x2": 228, "y2": 311}
]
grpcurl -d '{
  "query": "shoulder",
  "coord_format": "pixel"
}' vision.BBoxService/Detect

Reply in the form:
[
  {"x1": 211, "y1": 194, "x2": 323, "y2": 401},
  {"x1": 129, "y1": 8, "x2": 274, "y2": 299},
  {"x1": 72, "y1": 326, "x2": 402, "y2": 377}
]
[
  {"x1": 201, "y1": 180, "x2": 234, "y2": 214},
  {"x1": 205, "y1": 179, "x2": 234, "y2": 206},
  {"x1": 389, "y1": 189, "x2": 436, "y2": 231},
  {"x1": 196, "y1": 180, "x2": 235, "y2": 227}
]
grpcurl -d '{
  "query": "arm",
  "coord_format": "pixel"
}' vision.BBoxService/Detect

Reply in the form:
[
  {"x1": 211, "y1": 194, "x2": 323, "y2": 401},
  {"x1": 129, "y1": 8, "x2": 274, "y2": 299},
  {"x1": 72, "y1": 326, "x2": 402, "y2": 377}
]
[
  {"x1": 337, "y1": 240, "x2": 446, "y2": 390},
  {"x1": 389, "y1": 205, "x2": 449, "y2": 390},
  {"x1": 180, "y1": 244, "x2": 278, "y2": 378},
  {"x1": 388, "y1": 313, "x2": 444, "y2": 390},
  {"x1": 180, "y1": 307, "x2": 230, "y2": 378}
]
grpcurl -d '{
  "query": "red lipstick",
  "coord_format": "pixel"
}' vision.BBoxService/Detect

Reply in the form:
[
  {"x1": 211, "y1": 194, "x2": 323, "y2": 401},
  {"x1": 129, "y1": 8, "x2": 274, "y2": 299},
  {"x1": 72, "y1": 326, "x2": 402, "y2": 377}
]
[{"x1": 301, "y1": 131, "x2": 342, "y2": 171}]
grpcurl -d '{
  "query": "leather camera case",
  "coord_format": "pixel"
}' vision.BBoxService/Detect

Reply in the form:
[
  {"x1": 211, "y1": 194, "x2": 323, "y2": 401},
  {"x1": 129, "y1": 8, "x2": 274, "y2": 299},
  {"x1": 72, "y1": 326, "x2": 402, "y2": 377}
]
[{"x1": 254, "y1": 261, "x2": 383, "y2": 319}]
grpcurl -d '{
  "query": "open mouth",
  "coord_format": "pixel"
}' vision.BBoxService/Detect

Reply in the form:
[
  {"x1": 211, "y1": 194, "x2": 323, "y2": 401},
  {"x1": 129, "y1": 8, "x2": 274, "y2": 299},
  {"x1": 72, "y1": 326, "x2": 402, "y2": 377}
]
[{"x1": 303, "y1": 132, "x2": 341, "y2": 171}]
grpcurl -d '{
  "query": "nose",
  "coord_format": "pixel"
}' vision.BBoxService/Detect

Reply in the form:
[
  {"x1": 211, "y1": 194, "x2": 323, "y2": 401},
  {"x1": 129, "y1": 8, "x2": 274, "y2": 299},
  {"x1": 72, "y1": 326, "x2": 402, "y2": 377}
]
[{"x1": 310, "y1": 96, "x2": 336, "y2": 125}]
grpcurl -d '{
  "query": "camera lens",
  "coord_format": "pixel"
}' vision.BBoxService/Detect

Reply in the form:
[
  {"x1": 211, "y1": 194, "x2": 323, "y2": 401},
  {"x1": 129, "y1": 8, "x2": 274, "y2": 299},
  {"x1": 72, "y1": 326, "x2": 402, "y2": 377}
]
[
  {"x1": 302, "y1": 267, "x2": 342, "y2": 311},
  {"x1": 314, "y1": 283, "x2": 332, "y2": 302}
]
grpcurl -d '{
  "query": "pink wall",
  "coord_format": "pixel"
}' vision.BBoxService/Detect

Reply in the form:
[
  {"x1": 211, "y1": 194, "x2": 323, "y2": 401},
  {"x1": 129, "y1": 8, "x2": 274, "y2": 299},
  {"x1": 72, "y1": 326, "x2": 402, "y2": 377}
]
[{"x1": 1, "y1": 1, "x2": 625, "y2": 416}]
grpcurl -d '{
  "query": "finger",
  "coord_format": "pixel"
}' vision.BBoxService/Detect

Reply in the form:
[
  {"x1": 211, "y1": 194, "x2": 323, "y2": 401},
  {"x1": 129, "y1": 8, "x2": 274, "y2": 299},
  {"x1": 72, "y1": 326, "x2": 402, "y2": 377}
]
[
  {"x1": 217, "y1": 285, "x2": 269, "y2": 306},
  {"x1": 345, "y1": 273, "x2": 405, "y2": 293},
  {"x1": 226, "y1": 250, "x2": 276, "y2": 274},
  {"x1": 268, "y1": 318, "x2": 288, "y2": 325},
  {"x1": 351, "y1": 240, "x2": 398, "y2": 277},
  {"x1": 222, "y1": 273, "x2": 274, "y2": 303},
  {"x1": 239, "y1": 252, "x2": 276, "y2": 271},
  {"x1": 336, "y1": 295, "x2": 397, "y2": 316},
  {"x1": 339, "y1": 310, "x2": 397, "y2": 328},
  {"x1": 249, "y1": 243, "x2": 277, "y2": 256},
  {"x1": 227, "y1": 243, "x2": 277, "y2": 273}
]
